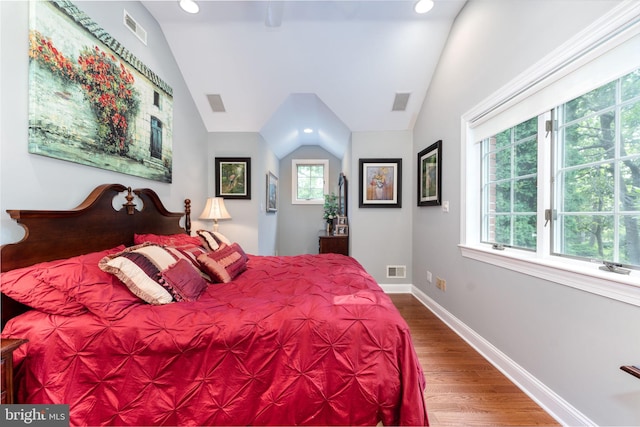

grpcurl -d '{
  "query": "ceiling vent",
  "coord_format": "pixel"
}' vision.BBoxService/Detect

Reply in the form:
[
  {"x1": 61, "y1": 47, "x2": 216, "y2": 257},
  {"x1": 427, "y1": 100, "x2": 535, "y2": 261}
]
[
  {"x1": 207, "y1": 94, "x2": 226, "y2": 112},
  {"x1": 391, "y1": 92, "x2": 411, "y2": 111},
  {"x1": 386, "y1": 265, "x2": 407, "y2": 279},
  {"x1": 124, "y1": 10, "x2": 147, "y2": 45},
  {"x1": 265, "y1": 1, "x2": 284, "y2": 28}
]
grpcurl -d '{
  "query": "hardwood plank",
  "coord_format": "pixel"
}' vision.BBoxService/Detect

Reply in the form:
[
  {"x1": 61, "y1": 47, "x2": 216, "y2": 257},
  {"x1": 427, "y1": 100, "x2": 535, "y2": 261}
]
[{"x1": 389, "y1": 294, "x2": 560, "y2": 427}]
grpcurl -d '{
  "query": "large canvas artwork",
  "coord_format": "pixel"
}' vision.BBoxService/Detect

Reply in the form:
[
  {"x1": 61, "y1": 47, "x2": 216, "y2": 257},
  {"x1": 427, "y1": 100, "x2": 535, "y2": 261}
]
[{"x1": 28, "y1": 1, "x2": 174, "y2": 182}]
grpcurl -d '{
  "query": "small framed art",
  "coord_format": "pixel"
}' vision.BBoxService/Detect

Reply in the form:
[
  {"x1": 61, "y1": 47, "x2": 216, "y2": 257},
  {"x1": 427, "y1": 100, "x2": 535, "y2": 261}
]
[
  {"x1": 335, "y1": 225, "x2": 349, "y2": 236},
  {"x1": 266, "y1": 171, "x2": 278, "y2": 212},
  {"x1": 359, "y1": 158, "x2": 402, "y2": 208},
  {"x1": 417, "y1": 140, "x2": 442, "y2": 206},
  {"x1": 215, "y1": 157, "x2": 251, "y2": 199},
  {"x1": 336, "y1": 215, "x2": 348, "y2": 226}
]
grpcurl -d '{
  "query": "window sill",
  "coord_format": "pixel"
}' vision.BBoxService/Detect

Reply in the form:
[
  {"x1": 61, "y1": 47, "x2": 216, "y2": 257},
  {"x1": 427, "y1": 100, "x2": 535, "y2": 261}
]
[{"x1": 459, "y1": 244, "x2": 640, "y2": 307}]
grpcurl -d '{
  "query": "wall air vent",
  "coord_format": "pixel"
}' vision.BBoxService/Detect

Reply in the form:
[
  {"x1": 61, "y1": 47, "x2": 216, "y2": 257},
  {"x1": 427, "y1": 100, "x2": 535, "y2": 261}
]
[
  {"x1": 392, "y1": 92, "x2": 410, "y2": 111},
  {"x1": 386, "y1": 265, "x2": 407, "y2": 279},
  {"x1": 124, "y1": 10, "x2": 147, "y2": 45},
  {"x1": 207, "y1": 94, "x2": 227, "y2": 112}
]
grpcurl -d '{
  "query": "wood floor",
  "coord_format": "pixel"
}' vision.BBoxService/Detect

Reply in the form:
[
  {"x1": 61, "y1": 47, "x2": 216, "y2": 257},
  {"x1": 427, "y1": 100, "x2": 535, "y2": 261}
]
[{"x1": 389, "y1": 293, "x2": 560, "y2": 426}]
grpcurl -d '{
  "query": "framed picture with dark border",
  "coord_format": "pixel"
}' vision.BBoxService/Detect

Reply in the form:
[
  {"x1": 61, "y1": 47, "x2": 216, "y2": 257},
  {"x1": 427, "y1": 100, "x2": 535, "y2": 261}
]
[
  {"x1": 266, "y1": 171, "x2": 278, "y2": 212},
  {"x1": 215, "y1": 157, "x2": 251, "y2": 199},
  {"x1": 417, "y1": 140, "x2": 442, "y2": 206},
  {"x1": 359, "y1": 158, "x2": 402, "y2": 208}
]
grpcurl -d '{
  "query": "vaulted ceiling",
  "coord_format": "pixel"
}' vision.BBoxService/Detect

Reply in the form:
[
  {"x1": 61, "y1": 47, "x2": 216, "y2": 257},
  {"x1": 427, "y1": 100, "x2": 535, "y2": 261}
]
[{"x1": 142, "y1": 0, "x2": 465, "y2": 158}]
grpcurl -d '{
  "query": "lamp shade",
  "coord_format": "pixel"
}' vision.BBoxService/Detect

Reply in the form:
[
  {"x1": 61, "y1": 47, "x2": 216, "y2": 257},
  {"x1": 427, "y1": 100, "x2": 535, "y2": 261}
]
[{"x1": 199, "y1": 197, "x2": 231, "y2": 220}]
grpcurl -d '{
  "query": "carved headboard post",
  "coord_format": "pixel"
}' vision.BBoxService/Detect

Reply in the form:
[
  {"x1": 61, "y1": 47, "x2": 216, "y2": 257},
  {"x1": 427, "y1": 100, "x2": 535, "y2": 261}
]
[
  {"x1": 185, "y1": 199, "x2": 191, "y2": 235},
  {"x1": 123, "y1": 187, "x2": 136, "y2": 215}
]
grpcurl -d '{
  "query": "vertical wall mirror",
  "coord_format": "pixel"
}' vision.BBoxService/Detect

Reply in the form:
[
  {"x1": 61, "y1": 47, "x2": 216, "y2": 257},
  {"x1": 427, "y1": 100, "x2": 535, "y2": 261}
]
[{"x1": 338, "y1": 172, "x2": 348, "y2": 217}]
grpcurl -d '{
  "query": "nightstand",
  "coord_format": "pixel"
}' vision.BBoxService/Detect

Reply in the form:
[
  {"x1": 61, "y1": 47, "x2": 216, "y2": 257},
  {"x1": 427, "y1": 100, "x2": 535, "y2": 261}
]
[
  {"x1": 318, "y1": 231, "x2": 349, "y2": 255},
  {"x1": 1, "y1": 338, "x2": 27, "y2": 404}
]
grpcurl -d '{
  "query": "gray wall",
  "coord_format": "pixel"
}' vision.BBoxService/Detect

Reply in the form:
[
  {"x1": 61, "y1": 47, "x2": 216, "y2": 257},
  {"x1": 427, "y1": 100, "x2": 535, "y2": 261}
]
[
  {"x1": 207, "y1": 131, "x2": 279, "y2": 255},
  {"x1": 0, "y1": 0, "x2": 209, "y2": 242},
  {"x1": 277, "y1": 145, "x2": 341, "y2": 256},
  {"x1": 412, "y1": 1, "x2": 639, "y2": 425},
  {"x1": 351, "y1": 130, "x2": 413, "y2": 286}
]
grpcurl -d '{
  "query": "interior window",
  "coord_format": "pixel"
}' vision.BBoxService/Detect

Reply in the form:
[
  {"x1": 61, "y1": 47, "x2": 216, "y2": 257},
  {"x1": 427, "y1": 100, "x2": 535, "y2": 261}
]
[{"x1": 292, "y1": 159, "x2": 328, "y2": 204}]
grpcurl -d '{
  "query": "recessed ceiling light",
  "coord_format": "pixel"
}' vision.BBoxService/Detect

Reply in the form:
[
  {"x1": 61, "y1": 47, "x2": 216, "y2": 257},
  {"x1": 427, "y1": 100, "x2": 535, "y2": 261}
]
[
  {"x1": 303, "y1": 128, "x2": 314, "y2": 134},
  {"x1": 414, "y1": 0, "x2": 434, "y2": 14},
  {"x1": 179, "y1": 0, "x2": 199, "y2": 14}
]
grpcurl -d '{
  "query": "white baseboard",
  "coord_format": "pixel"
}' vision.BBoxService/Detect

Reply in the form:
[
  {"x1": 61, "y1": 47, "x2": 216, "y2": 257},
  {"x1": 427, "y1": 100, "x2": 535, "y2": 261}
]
[
  {"x1": 379, "y1": 283, "x2": 413, "y2": 293},
  {"x1": 392, "y1": 285, "x2": 595, "y2": 427}
]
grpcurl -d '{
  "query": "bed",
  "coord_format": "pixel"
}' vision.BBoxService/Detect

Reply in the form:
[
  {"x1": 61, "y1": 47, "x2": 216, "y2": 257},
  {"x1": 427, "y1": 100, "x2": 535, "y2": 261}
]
[{"x1": 0, "y1": 184, "x2": 428, "y2": 426}]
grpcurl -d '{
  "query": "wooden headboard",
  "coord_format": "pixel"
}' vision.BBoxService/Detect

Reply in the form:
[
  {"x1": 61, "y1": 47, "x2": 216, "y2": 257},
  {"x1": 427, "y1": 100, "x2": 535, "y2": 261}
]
[{"x1": 1, "y1": 184, "x2": 191, "y2": 328}]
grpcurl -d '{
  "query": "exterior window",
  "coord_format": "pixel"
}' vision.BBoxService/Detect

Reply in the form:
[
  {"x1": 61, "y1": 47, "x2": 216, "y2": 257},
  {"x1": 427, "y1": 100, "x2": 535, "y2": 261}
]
[
  {"x1": 482, "y1": 117, "x2": 538, "y2": 250},
  {"x1": 553, "y1": 69, "x2": 640, "y2": 267},
  {"x1": 478, "y1": 69, "x2": 640, "y2": 268},
  {"x1": 462, "y1": 7, "x2": 640, "y2": 304},
  {"x1": 292, "y1": 159, "x2": 328, "y2": 204}
]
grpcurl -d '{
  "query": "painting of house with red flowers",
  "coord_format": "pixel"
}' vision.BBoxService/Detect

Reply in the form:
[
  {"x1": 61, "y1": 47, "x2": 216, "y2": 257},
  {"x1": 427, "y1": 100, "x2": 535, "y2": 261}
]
[{"x1": 28, "y1": 0, "x2": 173, "y2": 183}]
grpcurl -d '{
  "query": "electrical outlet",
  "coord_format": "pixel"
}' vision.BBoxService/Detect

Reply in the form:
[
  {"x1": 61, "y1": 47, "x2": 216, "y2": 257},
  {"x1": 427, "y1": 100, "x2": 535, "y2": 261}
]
[
  {"x1": 436, "y1": 277, "x2": 446, "y2": 291},
  {"x1": 427, "y1": 271, "x2": 432, "y2": 283}
]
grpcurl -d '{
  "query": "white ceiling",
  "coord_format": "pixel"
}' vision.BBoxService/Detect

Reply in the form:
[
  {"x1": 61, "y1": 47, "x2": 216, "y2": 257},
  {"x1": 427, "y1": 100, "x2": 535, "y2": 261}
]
[{"x1": 142, "y1": 0, "x2": 465, "y2": 158}]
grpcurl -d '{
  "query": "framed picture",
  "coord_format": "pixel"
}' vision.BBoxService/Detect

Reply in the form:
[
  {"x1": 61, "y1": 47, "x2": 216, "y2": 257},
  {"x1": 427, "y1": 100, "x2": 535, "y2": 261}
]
[
  {"x1": 336, "y1": 215, "x2": 348, "y2": 226},
  {"x1": 417, "y1": 140, "x2": 442, "y2": 206},
  {"x1": 359, "y1": 158, "x2": 402, "y2": 208},
  {"x1": 215, "y1": 157, "x2": 251, "y2": 199},
  {"x1": 266, "y1": 171, "x2": 278, "y2": 212},
  {"x1": 335, "y1": 225, "x2": 349, "y2": 236}
]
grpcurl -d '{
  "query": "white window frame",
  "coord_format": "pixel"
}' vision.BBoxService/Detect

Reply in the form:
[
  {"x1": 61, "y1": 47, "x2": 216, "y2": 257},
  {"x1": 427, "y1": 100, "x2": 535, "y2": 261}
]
[
  {"x1": 460, "y1": 1, "x2": 640, "y2": 307},
  {"x1": 292, "y1": 159, "x2": 329, "y2": 204}
]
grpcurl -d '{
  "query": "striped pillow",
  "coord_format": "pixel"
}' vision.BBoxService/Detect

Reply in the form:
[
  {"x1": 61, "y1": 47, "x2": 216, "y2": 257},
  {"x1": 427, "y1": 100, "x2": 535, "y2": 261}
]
[
  {"x1": 197, "y1": 243, "x2": 247, "y2": 283},
  {"x1": 197, "y1": 230, "x2": 232, "y2": 251},
  {"x1": 99, "y1": 243, "x2": 179, "y2": 304}
]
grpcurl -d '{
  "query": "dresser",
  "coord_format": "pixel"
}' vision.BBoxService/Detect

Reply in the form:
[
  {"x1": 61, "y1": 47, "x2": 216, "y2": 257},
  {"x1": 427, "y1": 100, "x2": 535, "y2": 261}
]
[
  {"x1": 1, "y1": 338, "x2": 28, "y2": 404},
  {"x1": 318, "y1": 231, "x2": 349, "y2": 256}
]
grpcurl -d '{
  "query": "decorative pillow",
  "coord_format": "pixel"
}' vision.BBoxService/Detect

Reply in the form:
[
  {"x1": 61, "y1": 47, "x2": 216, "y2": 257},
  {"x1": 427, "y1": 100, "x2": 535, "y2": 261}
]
[
  {"x1": 99, "y1": 243, "x2": 178, "y2": 305},
  {"x1": 36, "y1": 245, "x2": 145, "y2": 320},
  {"x1": 2, "y1": 246, "x2": 129, "y2": 316},
  {"x1": 163, "y1": 244, "x2": 212, "y2": 281},
  {"x1": 134, "y1": 233, "x2": 203, "y2": 247},
  {"x1": 1, "y1": 263, "x2": 88, "y2": 316},
  {"x1": 197, "y1": 230, "x2": 231, "y2": 251},
  {"x1": 197, "y1": 243, "x2": 248, "y2": 283},
  {"x1": 160, "y1": 259, "x2": 207, "y2": 302}
]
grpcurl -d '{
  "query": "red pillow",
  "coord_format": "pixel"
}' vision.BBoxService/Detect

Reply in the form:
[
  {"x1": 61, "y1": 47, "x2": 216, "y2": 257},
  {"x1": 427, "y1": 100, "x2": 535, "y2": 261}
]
[
  {"x1": 163, "y1": 243, "x2": 210, "y2": 281},
  {"x1": 2, "y1": 246, "x2": 127, "y2": 317},
  {"x1": 197, "y1": 243, "x2": 247, "y2": 283},
  {"x1": 36, "y1": 245, "x2": 145, "y2": 320},
  {"x1": 160, "y1": 259, "x2": 208, "y2": 301},
  {"x1": 134, "y1": 233, "x2": 203, "y2": 247},
  {"x1": 1, "y1": 264, "x2": 87, "y2": 316}
]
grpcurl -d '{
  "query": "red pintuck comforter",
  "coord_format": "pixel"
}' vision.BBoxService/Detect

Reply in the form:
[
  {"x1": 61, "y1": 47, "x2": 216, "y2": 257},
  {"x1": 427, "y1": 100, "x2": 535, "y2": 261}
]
[{"x1": 3, "y1": 253, "x2": 428, "y2": 426}]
